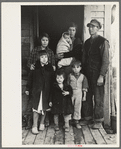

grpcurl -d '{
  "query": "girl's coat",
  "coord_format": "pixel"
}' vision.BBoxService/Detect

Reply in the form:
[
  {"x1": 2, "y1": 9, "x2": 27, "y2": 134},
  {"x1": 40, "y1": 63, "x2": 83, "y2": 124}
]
[{"x1": 26, "y1": 60, "x2": 54, "y2": 111}]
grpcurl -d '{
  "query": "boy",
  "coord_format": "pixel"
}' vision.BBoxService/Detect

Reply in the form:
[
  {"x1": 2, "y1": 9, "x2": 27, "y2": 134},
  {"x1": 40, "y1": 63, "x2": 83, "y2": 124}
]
[{"x1": 68, "y1": 60, "x2": 88, "y2": 129}]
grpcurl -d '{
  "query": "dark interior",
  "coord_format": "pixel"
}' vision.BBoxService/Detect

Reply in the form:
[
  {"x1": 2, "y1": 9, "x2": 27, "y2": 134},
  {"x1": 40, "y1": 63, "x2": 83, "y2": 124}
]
[{"x1": 38, "y1": 5, "x2": 84, "y2": 53}]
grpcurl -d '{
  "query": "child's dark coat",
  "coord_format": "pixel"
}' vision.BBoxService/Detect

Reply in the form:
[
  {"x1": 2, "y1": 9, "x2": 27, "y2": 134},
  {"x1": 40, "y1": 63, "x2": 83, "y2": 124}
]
[
  {"x1": 26, "y1": 60, "x2": 54, "y2": 111},
  {"x1": 51, "y1": 83, "x2": 73, "y2": 115}
]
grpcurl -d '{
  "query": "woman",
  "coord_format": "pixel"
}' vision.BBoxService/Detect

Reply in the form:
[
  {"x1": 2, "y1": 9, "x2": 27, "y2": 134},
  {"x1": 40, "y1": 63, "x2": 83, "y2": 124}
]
[{"x1": 56, "y1": 22, "x2": 83, "y2": 77}]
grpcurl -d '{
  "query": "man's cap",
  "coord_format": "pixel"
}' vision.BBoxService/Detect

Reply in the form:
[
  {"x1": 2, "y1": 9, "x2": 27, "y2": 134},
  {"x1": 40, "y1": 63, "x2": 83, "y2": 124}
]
[{"x1": 87, "y1": 19, "x2": 102, "y2": 29}]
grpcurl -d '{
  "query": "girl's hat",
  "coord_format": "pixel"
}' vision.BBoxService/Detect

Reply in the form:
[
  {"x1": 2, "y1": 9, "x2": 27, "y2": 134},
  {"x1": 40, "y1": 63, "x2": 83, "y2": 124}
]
[{"x1": 38, "y1": 50, "x2": 49, "y2": 57}]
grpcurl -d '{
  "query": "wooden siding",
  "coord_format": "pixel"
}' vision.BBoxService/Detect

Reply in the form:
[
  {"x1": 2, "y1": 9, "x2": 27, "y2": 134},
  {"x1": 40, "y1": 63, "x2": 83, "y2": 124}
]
[
  {"x1": 21, "y1": 7, "x2": 34, "y2": 60},
  {"x1": 84, "y1": 5, "x2": 106, "y2": 41}
]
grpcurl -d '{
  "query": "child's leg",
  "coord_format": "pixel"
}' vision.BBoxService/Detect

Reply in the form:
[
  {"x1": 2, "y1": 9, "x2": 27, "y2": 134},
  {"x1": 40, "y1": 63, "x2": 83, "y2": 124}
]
[
  {"x1": 44, "y1": 112, "x2": 49, "y2": 127},
  {"x1": 39, "y1": 112, "x2": 46, "y2": 131},
  {"x1": 72, "y1": 90, "x2": 82, "y2": 129},
  {"x1": 54, "y1": 114, "x2": 59, "y2": 131},
  {"x1": 63, "y1": 114, "x2": 71, "y2": 132},
  {"x1": 32, "y1": 111, "x2": 39, "y2": 134}
]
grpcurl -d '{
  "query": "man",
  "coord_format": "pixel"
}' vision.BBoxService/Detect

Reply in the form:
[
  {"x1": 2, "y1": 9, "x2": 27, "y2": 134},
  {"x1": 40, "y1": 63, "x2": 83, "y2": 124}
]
[{"x1": 81, "y1": 19, "x2": 110, "y2": 129}]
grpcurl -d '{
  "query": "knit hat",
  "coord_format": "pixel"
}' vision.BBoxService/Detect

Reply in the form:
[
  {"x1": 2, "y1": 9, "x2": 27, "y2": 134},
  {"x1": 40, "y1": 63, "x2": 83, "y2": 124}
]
[
  {"x1": 87, "y1": 19, "x2": 102, "y2": 29},
  {"x1": 37, "y1": 50, "x2": 49, "y2": 60}
]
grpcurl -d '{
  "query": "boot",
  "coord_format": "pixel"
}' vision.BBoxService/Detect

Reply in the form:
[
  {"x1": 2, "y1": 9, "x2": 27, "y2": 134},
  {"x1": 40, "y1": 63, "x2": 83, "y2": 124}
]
[
  {"x1": 80, "y1": 119, "x2": 94, "y2": 126},
  {"x1": 90, "y1": 122, "x2": 102, "y2": 129},
  {"x1": 32, "y1": 112, "x2": 39, "y2": 134},
  {"x1": 75, "y1": 120, "x2": 82, "y2": 129},
  {"x1": 39, "y1": 114, "x2": 46, "y2": 131},
  {"x1": 54, "y1": 115, "x2": 59, "y2": 131},
  {"x1": 64, "y1": 121, "x2": 70, "y2": 132},
  {"x1": 25, "y1": 114, "x2": 33, "y2": 130}
]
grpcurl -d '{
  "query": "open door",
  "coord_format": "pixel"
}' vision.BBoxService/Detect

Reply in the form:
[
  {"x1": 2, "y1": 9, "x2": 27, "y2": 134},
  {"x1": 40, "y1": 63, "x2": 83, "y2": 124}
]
[{"x1": 36, "y1": 5, "x2": 84, "y2": 53}]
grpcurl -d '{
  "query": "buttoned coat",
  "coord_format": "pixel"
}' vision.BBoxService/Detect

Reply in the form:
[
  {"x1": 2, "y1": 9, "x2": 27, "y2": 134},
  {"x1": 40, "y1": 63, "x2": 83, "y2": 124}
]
[
  {"x1": 51, "y1": 83, "x2": 73, "y2": 115},
  {"x1": 26, "y1": 60, "x2": 54, "y2": 111}
]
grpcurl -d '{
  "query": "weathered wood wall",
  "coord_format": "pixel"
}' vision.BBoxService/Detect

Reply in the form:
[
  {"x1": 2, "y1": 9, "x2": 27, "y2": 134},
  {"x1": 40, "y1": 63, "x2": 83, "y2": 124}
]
[{"x1": 21, "y1": 7, "x2": 35, "y2": 60}]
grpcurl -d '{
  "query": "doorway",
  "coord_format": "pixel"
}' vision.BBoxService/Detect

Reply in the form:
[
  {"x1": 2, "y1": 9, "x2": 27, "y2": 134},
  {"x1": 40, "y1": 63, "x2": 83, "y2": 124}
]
[{"x1": 37, "y1": 5, "x2": 84, "y2": 53}]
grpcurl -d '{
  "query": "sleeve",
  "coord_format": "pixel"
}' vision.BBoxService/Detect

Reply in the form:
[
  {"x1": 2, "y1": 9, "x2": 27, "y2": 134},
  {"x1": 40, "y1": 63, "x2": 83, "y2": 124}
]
[
  {"x1": 49, "y1": 70, "x2": 55, "y2": 102},
  {"x1": 82, "y1": 75, "x2": 89, "y2": 90},
  {"x1": 67, "y1": 85, "x2": 73, "y2": 97},
  {"x1": 27, "y1": 48, "x2": 36, "y2": 68},
  {"x1": 82, "y1": 43, "x2": 86, "y2": 65},
  {"x1": 26, "y1": 70, "x2": 33, "y2": 92},
  {"x1": 99, "y1": 40, "x2": 110, "y2": 76},
  {"x1": 67, "y1": 74, "x2": 71, "y2": 85},
  {"x1": 50, "y1": 50, "x2": 56, "y2": 66},
  {"x1": 64, "y1": 44, "x2": 83, "y2": 61}
]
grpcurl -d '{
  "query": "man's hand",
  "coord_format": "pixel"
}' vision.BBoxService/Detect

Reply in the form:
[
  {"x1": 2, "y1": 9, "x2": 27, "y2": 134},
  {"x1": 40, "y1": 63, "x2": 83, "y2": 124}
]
[
  {"x1": 25, "y1": 91, "x2": 29, "y2": 95},
  {"x1": 97, "y1": 75, "x2": 104, "y2": 86},
  {"x1": 55, "y1": 53, "x2": 64, "y2": 59},
  {"x1": 82, "y1": 91, "x2": 86, "y2": 101},
  {"x1": 53, "y1": 66, "x2": 56, "y2": 71},
  {"x1": 30, "y1": 64, "x2": 35, "y2": 70},
  {"x1": 49, "y1": 102, "x2": 52, "y2": 107}
]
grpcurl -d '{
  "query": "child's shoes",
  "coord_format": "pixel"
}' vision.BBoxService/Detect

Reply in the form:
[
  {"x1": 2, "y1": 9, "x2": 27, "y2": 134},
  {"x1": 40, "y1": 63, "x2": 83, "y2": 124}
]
[
  {"x1": 54, "y1": 125, "x2": 59, "y2": 131},
  {"x1": 32, "y1": 127, "x2": 39, "y2": 135},
  {"x1": 75, "y1": 120, "x2": 82, "y2": 129},
  {"x1": 75, "y1": 123, "x2": 82, "y2": 129},
  {"x1": 65, "y1": 127, "x2": 70, "y2": 132},
  {"x1": 39, "y1": 124, "x2": 45, "y2": 131}
]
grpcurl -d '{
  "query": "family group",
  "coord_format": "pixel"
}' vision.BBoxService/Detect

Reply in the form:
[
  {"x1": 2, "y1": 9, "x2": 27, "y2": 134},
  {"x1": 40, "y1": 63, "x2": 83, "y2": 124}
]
[{"x1": 25, "y1": 19, "x2": 109, "y2": 135}]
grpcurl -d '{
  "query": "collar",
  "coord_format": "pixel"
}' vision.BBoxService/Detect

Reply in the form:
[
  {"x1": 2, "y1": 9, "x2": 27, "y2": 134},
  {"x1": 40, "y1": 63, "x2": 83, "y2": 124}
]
[
  {"x1": 90, "y1": 35, "x2": 99, "y2": 44},
  {"x1": 41, "y1": 62, "x2": 48, "y2": 67},
  {"x1": 72, "y1": 72, "x2": 81, "y2": 78},
  {"x1": 36, "y1": 46, "x2": 49, "y2": 52}
]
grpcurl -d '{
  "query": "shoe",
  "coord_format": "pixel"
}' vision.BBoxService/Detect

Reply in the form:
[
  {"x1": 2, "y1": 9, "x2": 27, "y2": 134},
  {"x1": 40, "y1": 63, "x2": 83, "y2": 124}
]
[
  {"x1": 45, "y1": 121, "x2": 49, "y2": 127},
  {"x1": 65, "y1": 127, "x2": 70, "y2": 132},
  {"x1": 39, "y1": 124, "x2": 45, "y2": 131},
  {"x1": 75, "y1": 123, "x2": 82, "y2": 129},
  {"x1": 80, "y1": 120, "x2": 94, "y2": 126},
  {"x1": 90, "y1": 122, "x2": 102, "y2": 129},
  {"x1": 54, "y1": 125, "x2": 59, "y2": 131},
  {"x1": 32, "y1": 127, "x2": 39, "y2": 135}
]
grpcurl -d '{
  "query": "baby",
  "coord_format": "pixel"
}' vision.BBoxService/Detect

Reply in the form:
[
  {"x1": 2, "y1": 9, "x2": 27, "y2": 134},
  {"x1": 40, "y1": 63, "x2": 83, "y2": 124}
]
[{"x1": 56, "y1": 32, "x2": 73, "y2": 68}]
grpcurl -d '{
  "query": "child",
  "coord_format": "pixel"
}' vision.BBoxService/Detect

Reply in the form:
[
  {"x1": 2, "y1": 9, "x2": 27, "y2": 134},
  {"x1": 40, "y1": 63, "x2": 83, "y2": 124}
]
[
  {"x1": 56, "y1": 32, "x2": 73, "y2": 68},
  {"x1": 68, "y1": 60, "x2": 88, "y2": 129},
  {"x1": 27, "y1": 33, "x2": 56, "y2": 71},
  {"x1": 50, "y1": 70, "x2": 73, "y2": 132},
  {"x1": 26, "y1": 33, "x2": 55, "y2": 128},
  {"x1": 25, "y1": 50, "x2": 54, "y2": 134}
]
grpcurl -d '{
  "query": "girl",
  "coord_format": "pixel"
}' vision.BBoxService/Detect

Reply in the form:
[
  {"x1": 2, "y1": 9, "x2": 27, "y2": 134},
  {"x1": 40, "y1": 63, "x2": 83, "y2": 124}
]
[
  {"x1": 50, "y1": 70, "x2": 73, "y2": 132},
  {"x1": 27, "y1": 33, "x2": 56, "y2": 71},
  {"x1": 26, "y1": 33, "x2": 55, "y2": 129},
  {"x1": 25, "y1": 50, "x2": 54, "y2": 134}
]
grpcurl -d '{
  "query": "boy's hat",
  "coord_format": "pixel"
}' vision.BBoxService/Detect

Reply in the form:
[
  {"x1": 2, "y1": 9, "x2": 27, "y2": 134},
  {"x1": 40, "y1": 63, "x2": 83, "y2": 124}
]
[{"x1": 87, "y1": 19, "x2": 102, "y2": 29}]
